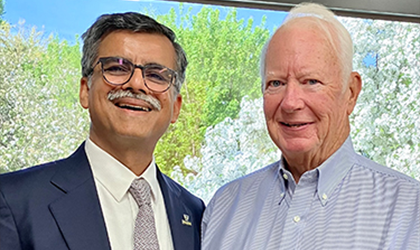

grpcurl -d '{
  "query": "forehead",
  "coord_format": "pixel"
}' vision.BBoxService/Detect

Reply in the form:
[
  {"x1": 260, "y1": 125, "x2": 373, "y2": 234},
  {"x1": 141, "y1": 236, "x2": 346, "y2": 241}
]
[
  {"x1": 265, "y1": 19, "x2": 339, "y2": 71},
  {"x1": 97, "y1": 30, "x2": 177, "y2": 69}
]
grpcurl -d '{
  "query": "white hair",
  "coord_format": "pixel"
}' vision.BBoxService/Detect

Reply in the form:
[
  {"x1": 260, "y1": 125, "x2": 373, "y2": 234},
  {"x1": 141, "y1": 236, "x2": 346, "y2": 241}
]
[{"x1": 260, "y1": 2, "x2": 354, "y2": 92}]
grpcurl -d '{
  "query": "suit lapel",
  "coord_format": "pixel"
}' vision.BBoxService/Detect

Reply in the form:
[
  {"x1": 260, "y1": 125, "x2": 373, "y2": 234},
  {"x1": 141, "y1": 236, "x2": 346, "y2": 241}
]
[
  {"x1": 157, "y1": 167, "x2": 196, "y2": 250},
  {"x1": 49, "y1": 143, "x2": 111, "y2": 250}
]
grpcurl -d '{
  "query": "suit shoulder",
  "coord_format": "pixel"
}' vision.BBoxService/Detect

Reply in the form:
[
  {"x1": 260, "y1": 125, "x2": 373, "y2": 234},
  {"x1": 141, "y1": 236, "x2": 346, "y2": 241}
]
[
  {"x1": 0, "y1": 144, "x2": 85, "y2": 190},
  {"x1": 0, "y1": 146, "x2": 86, "y2": 192},
  {"x1": 0, "y1": 159, "x2": 63, "y2": 188},
  {"x1": 0, "y1": 158, "x2": 73, "y2": 210}
]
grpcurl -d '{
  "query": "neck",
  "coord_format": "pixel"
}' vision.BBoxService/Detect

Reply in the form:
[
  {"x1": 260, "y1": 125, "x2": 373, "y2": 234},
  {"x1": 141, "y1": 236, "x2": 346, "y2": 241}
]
[
  {"x1": 284, "y1": 134, "x2": 349, "y2": 183},
  {"x1": 90, "y1": 135, "x2": 156, "y2": 176}
]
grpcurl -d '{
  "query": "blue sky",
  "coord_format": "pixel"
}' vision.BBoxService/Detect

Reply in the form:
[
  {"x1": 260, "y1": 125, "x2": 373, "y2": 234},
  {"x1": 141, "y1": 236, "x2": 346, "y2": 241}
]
[{"x1": 3, "y1": 0, "x2": 287, "y2": 44}]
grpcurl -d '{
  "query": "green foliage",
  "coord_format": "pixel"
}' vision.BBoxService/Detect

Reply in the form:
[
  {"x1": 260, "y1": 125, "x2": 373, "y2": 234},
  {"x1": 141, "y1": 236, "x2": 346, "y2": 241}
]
[
  {"x1": 0, "y1": 0, "x2": 4, "y2": 20},
  {"x1": 0, "y1": 21, "x2": 88, "y2": 173},
  {"x1": 155, "y1": 6, "x2": 270, "y2": 174}
]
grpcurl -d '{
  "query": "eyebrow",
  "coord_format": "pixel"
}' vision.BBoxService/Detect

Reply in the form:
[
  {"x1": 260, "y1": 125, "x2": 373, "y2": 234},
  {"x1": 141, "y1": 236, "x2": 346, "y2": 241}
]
[
  {"x1": 105, "y1": 56, "x2": 174, "y2": 71},
  {"x1": 265, "y1": 70, "x2": 287, "y2": 79},
  {"x1": 143, "y1": 62, "x2": 168, "y2": 68}
]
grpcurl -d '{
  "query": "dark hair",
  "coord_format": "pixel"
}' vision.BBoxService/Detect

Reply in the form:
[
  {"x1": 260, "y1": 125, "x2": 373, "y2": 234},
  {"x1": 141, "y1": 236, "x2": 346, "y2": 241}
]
[{"x1": 81, "y1": 12, "x2": 187, "y2": 94}]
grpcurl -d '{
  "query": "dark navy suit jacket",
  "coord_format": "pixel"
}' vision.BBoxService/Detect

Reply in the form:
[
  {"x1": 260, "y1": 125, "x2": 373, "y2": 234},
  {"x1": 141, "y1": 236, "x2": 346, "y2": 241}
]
[{"x1": 0, "y1": 143, "x2": 205, "y2": 250}]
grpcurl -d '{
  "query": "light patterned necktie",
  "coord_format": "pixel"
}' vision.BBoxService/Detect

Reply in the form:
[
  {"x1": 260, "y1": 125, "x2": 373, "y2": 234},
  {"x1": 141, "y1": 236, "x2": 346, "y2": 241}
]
[{"x1": 129, "y1": 178, "x2": 160, "y2": 250}]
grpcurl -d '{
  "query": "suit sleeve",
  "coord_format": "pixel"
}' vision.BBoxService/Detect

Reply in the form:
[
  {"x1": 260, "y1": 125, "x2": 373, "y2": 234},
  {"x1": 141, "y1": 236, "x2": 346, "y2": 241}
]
[{"x1": 0, "y1": 190, "x2": 22, "y2": 250}]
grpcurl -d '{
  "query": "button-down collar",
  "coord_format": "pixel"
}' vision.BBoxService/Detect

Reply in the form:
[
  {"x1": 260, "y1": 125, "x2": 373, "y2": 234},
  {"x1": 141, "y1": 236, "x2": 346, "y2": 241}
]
[
  {"x1": 278, "y1": 136, "x2": 356, "y2": 206},
  {"x1": 316, "y1": 136, "x2": 357, "y2": 206}
]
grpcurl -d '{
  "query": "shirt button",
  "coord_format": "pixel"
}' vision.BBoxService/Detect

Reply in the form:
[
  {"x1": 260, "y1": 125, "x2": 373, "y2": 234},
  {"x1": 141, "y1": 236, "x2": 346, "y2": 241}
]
[
  {"x1": 293, "y1": 216, "x2": 301, "y2": 223},
  {"x1": 322, "y1": 194, "x2": 328, "y2": 200},
  {"x1": 283, "y1": 173, "x2": 288, "y2": 180}
]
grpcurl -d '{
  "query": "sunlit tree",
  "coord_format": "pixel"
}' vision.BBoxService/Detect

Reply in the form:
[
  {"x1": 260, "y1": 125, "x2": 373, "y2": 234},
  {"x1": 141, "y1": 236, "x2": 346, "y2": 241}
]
[
  {"x1": 345, "y1": 18, "x2": 420, "y2": 179},
  {"x1": 154, "y1": 6, "x2": 270, "y2": 174},
  {"x1": 0, "y1": 0, "x2": 4, "y2": 21},
  {"x1": 0, "y1": 21, "x2": 87, "y2": 173},
  {"x1": 171, "y1": 96, "x2": 279, "y2": 202}
]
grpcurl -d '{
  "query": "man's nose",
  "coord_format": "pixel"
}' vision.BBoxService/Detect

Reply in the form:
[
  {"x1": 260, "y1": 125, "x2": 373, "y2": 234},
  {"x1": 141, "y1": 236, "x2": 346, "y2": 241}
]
[
  {"x1": 122, "y1": 68, "x2": 149, "y2": 93},
  {"x1": 280, "y1": 81, "x2": 305, "y2": 113}
]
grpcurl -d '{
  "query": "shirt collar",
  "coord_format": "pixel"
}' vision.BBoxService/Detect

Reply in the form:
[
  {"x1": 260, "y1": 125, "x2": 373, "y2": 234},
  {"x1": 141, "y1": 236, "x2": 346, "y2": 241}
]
[
  {"x1": 85, "y1": 138, "x2": 159, "y2": 203},
  {"x1": 278, "y1": 136, "x2": 357, "y2": 206},
  {"x1": 316, "y1": 136, "x2": 357, "y2": 206},
  {"x1": 278, "y1": 158, "x2": 294, "y2": 194}
]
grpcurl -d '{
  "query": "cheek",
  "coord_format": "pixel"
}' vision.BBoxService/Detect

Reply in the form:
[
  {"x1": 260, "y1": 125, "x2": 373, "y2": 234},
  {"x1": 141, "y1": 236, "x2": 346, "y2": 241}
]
[
  {"x1": 89, "y1": 88, "x2": 105, "y2": 107},
  {"x1": 263, "y1": 95, "x2": 281, "y2": 119},
  {"x1": 158, "y1": 94, "x2": 171, "y2": 109},
  {"x1": 310, "y1": 91, "x2": 337, "y2": 115},
  {"x1": 313, "y1": 98, "x2": 346, "y2": 130}
]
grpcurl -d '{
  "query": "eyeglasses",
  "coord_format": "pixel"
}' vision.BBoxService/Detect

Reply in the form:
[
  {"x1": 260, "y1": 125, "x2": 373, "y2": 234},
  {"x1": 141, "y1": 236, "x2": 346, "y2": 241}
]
[{"x1": 92, "y1": 57, "x2": 177, "y2": 93}]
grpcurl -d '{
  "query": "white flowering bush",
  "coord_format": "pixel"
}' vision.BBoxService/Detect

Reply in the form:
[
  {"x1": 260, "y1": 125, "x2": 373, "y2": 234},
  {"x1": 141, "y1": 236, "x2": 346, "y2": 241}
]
[
  {"x1": 0, "y1": 22, "x2": 88, "y2": 173},
  {"x1": 345, "y1": 18, "x2": 420, "y2": 180},
  {"x1": 171, "y1": 96, "x2": 279, "y2": 202}
]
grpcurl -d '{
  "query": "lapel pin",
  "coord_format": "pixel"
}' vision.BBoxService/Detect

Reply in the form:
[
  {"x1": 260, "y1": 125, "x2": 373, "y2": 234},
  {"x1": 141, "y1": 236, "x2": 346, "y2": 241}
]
[{"x1": 182, "y1": 214, "x2": 192, "y2": 226}]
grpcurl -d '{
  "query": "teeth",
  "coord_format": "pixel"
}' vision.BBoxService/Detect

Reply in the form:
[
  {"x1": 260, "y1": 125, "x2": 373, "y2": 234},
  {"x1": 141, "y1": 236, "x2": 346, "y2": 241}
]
[
  {"x1": 117, "y1": 103, "x2": 151, "y2": 112},
  {"x1": 284, "y1": 123, "x2": 308, "y2": 127}
]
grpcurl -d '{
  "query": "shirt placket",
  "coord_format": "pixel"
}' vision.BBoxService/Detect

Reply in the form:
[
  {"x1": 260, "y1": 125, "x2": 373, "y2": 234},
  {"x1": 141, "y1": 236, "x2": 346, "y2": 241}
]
[{"x1": 279, "y1": 171, "x2": 318, "y2": 249}]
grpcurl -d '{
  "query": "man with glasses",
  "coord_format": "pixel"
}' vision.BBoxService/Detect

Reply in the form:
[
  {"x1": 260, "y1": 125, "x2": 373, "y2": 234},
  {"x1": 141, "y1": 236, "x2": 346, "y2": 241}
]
[{"x1": 0, "y1": 12, "x2": 204, "y2": 250}]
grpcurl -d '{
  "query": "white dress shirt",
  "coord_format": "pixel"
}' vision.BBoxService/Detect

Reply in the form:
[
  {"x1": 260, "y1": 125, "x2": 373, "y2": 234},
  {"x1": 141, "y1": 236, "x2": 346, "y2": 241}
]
[{"x1": 85, "y1": 138, "x2": 174, "y2": 250}]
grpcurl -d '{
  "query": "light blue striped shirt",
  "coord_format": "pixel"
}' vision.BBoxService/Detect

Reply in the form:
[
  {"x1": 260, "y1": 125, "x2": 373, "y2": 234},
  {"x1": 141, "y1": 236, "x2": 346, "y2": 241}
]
[{"x1": 202, "y1": 137, "x2": 420, "y2": 249}]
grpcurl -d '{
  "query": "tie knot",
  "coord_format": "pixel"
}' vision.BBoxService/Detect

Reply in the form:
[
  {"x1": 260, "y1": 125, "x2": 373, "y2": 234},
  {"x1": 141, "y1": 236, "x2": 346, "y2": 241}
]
[{"x1": 129, "y1": 178, "x2": 152, "y2": 206}]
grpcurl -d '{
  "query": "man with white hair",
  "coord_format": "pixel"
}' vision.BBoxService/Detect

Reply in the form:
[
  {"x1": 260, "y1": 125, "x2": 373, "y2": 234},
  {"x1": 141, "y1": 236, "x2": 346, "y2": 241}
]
[{"x1": 201, "y1": 3, "x2": 420, "y2": 249}]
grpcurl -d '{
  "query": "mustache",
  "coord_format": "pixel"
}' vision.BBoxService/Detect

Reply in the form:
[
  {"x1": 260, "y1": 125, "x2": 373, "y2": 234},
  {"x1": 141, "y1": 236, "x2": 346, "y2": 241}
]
[{"x1": 107, "y1": 89, "x2": 162, "y2": 111}]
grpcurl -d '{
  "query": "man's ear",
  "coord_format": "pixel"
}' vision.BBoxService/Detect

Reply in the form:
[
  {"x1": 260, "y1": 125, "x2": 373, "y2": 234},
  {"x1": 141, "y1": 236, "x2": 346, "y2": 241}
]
[
  {"x1": 346, "y1": 72, "x2": 362, "y2": 115},
  {"x1": 79, "y1": 77, "x2": 90, "y2": 109},
  {"x1": 171, "y1": 94, "x2": 182, "y2": 124}
]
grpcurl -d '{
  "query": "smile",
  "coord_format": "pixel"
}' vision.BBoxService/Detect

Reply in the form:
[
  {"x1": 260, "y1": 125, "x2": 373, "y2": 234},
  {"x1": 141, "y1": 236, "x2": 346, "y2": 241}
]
[
  {"x1": 107, "y1": 89, "x2": 162, "y2": 111},
  {"x1": 281, "y1": 122, "x2": 311, "y2": 127},
  {"x1": 115, "y1": 103, "x2": 152, "y2": 112}
]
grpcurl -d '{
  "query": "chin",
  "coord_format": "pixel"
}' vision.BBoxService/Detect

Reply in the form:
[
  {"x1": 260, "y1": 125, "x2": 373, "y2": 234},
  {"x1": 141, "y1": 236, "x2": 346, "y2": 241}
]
[{"x1": 280, "y1": 138, "x2": 318, "y2": 154}]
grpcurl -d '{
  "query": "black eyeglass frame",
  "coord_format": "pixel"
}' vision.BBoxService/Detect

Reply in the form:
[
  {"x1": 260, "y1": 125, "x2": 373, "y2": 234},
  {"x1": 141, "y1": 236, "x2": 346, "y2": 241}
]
[{"x1": 90, "y1": 56, "x2": 178, "y2": 93}]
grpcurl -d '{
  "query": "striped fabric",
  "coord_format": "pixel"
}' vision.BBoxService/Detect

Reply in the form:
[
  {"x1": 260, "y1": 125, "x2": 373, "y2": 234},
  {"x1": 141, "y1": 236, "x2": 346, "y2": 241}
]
[{"x1": 202, "y1": 137, "x2": 420, "y2": 250}]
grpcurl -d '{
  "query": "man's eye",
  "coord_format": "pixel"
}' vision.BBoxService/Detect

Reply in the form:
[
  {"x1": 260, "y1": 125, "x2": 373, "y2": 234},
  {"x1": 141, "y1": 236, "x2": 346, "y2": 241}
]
[
  {"x1": 146, "y1": 72, "x2": 166, "y2": 81},
  {"x1": 267, "y1": 80, "x2": 284, "y2": 88},
  {"x1": 307, "y1": 79, "x2": 320, "y2": 85},
  {"x1": 145, "y1": 67, "x2": 171, "y2": 84},
  {"x1": 104, "y1": 65, "x2": 131, "y2": 74}
]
